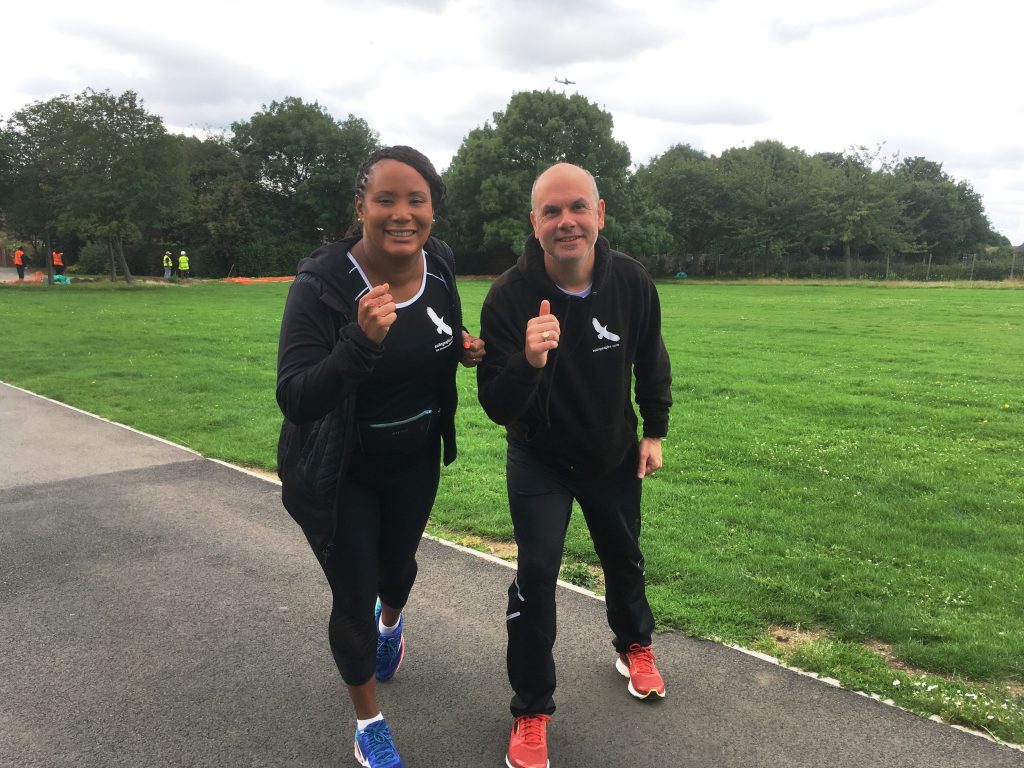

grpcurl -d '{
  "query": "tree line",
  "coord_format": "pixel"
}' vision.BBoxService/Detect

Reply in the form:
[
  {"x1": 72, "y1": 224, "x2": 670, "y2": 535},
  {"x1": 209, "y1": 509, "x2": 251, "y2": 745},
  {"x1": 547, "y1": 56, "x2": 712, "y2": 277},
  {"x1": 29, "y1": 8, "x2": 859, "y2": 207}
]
[{"x1": 1, "y1": 88, "x2": 1017, "y2": 282}]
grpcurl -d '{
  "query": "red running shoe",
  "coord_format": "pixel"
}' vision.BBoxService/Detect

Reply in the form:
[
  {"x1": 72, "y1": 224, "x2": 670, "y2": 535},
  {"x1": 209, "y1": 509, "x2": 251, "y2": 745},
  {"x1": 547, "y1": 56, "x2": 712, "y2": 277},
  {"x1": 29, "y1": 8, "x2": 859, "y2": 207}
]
[
  {"x1": 615, "y1": 643, "x2": 666, "y2": 699},
  {"x1": 505, "y1": 714, "x2": 551, "y2": 768}
]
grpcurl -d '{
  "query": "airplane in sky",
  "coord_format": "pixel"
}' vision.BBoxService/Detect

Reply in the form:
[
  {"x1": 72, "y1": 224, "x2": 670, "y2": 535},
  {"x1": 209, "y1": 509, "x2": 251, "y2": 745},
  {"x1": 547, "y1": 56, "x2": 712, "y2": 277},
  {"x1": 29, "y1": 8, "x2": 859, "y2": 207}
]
[{"x1": 554, "y1": 76, "x2": 576, "y2": 85}]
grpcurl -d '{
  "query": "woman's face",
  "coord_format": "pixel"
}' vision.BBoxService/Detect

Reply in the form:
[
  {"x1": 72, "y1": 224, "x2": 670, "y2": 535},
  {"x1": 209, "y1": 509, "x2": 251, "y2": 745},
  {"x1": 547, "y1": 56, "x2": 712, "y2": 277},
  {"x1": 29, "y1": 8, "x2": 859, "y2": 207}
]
[{"x1": 355, "y1": 159, "x2": 434, "y2": 262}]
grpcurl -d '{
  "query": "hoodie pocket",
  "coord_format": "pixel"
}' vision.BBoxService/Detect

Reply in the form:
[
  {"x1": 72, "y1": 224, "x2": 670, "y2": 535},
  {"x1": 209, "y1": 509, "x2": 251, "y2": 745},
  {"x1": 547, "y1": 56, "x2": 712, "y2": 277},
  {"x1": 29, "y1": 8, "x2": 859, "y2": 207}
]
[{"x1": 295, "y1": 406, "x2": 347, "y2": 508}]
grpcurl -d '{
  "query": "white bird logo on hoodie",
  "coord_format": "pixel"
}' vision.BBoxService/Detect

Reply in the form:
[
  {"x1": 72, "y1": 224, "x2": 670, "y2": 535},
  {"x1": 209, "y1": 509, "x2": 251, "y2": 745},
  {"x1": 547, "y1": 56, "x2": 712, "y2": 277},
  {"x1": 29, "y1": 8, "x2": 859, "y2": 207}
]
[
  {"x1": 427, "y1": 306, "x2": 453, "y2": 336},
  {"x1": 592, "y1": 317, "x2": 620, "y2": 342}
]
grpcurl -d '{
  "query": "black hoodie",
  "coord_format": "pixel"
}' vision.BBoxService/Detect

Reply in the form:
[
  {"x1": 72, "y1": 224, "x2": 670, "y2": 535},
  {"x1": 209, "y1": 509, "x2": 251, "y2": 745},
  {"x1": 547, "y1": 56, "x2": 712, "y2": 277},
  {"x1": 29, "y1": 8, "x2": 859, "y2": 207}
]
[
  {"x1": 477, "y1": 234, "x2": 671, "y2": 476},
  {"x1": 276, "y1": 234, "x2": 462, "y2": 557}
]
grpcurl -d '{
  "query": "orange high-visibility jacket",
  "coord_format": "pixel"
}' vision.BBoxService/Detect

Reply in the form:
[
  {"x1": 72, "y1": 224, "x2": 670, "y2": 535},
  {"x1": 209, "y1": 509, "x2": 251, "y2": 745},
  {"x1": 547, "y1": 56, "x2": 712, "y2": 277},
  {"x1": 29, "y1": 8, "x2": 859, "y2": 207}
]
[
  {"x1": 13, "y1": 249, "x2": 25, "y2": 265},
  {"x1": 52, "y1": 251, "x2": 64, "y2": 267}
]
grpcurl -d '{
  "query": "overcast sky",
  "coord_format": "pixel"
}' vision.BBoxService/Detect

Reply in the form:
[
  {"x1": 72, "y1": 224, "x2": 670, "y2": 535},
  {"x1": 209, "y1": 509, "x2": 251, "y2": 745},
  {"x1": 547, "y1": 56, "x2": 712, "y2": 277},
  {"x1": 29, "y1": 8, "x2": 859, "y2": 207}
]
[{"x1": 3, "y1": 0, "x2": 1022, "y2": 245}]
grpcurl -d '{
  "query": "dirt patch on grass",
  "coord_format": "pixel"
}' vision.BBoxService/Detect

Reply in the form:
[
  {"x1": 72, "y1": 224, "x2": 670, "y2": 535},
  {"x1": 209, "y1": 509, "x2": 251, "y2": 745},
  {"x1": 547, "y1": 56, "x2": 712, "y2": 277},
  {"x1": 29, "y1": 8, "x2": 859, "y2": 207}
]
[
  {"x1": 443, "y1": 533, "x2": 519, "y2": 561},
  {"x1": 769, "y1": 627, "x2": 1024, "y2": 698},
  {"x1": 769, "y1": 624, "x2": 828, "y2": 647},
  {"x1": 770, "y1": 625, "x2": 946, "y2": 677},
  {"x1": 862, "y1": 638, "x2": 927, "y2": 675},
  {"x1": 863, "y1": 639, "x2": 1024, "y2": 698},
  {"x1": 865, "y1": 638, "x2": 1016, "y2": 690}
]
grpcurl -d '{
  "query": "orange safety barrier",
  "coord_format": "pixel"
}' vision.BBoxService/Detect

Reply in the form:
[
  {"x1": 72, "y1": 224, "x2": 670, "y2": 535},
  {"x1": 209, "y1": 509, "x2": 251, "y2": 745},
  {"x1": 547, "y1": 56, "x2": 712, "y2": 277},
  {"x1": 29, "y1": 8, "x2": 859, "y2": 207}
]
[{"x1": 224, "y1": 276, "x2": 295, "y2": 284}]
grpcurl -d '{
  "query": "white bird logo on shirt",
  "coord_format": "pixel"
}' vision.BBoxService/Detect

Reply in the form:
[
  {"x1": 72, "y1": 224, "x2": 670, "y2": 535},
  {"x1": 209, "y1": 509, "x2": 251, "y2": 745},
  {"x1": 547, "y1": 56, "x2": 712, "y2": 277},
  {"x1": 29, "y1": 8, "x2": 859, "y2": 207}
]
[
  {"x1": 427, "y1": 306, "x2": 453, "y2": 336},
  {"x1": 592, "y1": 317, "x2": 620, "y2": 342}
]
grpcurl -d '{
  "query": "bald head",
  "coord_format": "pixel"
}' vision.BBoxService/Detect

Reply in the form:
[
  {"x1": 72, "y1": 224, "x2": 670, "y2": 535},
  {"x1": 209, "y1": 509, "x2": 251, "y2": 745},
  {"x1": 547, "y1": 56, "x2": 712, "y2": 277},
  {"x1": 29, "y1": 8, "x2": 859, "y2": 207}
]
[{"x1": 531, "y1": 163, "x2": 600, "y2": 212}]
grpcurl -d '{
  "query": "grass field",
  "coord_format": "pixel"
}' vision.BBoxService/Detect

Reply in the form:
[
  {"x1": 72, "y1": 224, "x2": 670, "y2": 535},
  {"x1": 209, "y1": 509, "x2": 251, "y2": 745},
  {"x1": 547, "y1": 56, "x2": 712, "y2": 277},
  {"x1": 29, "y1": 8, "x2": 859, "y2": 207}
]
[{"x1": 2, "y1": 277, "x2": 1022, "y2": 744}]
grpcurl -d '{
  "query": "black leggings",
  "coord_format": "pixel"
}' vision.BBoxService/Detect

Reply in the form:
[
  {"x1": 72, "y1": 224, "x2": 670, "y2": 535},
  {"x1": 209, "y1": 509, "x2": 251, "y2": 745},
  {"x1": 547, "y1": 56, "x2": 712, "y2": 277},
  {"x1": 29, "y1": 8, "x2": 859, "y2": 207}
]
[{"x1": 320, "y1": 435, "x2": 441, "y2": 685}]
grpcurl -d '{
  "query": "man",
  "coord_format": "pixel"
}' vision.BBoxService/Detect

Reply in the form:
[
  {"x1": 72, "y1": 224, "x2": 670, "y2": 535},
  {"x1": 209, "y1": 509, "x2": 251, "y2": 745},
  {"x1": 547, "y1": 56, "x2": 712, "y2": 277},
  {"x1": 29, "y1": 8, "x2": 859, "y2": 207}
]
[
  {"x1": 52, "y1": 248, "x2": 65, "y2": 276},
  {"x1": 177, "y1": 250, "x2": 190, "y2": 279},
  {"x1": 477, "y1": 163, "x2": 672, "y2": 768},
  {"x1": 13, "y1": 246, "x2": 27, "y2": 281},
  {"x1": 163, "y1": 251, "x2": 173, "y2": 279}
]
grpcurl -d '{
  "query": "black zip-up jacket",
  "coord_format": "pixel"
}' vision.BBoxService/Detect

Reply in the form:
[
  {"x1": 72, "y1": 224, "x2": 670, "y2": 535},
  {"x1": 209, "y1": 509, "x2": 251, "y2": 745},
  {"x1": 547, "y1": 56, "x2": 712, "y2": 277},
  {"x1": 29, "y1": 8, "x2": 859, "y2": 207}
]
[
  {"x1": 477, "y1": 234, "x2": 671, "y2": 475},
  {"x1": 276, "y1": 235, "x2": 462, "y2": 558}
]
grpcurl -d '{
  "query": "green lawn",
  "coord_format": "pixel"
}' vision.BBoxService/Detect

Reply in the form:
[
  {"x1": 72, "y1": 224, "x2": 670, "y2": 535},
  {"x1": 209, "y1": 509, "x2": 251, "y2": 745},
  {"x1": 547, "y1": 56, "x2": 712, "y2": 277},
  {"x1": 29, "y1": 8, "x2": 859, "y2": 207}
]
[{"x1": 2, "y1": 277, "x2": 1022, "y2": 744}]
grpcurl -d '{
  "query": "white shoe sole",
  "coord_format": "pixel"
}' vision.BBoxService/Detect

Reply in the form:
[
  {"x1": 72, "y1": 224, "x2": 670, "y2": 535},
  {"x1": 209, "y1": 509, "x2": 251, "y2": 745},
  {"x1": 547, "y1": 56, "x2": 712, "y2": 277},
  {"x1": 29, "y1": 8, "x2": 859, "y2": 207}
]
[
  {"x1": 506, "y1": 755, "x2": 550, "y2": 768},
  {"x1": 615, "y1": 656, "x2": 666, "y2": 699},
  {"x1": 354, "y1": 741, "x2": 369, "y2": 767}
]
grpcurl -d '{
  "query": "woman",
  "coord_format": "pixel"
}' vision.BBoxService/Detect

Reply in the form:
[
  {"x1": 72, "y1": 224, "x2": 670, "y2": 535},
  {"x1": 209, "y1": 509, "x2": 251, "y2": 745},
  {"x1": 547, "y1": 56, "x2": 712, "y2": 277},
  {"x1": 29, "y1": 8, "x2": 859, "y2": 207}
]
[{"x1": 276, "y1": 146, "x2": 484, "y2": 768}]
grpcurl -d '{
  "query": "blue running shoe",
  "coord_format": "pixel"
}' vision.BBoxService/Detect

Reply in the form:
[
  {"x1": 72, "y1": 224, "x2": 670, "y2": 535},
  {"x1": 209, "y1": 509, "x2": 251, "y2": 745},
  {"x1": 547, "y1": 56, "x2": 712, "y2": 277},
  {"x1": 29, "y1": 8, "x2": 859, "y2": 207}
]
[
  {"x1": 353, "y1": 719, "x2": 405, "y2": 768},
  {"x1": 375, "y1": 598, "x2": 405, "y2": 682}
]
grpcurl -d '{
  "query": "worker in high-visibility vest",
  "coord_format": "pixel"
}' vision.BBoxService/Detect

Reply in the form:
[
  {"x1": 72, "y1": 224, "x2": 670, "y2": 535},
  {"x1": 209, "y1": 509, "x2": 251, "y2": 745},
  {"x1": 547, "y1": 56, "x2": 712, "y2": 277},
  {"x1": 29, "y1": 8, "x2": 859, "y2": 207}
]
[
  {"x1": 52, "y1": 249, "x2": 65, "y2": 276},
  {"x1": 177, "y1": 250, "x2": 190, "y2": 279},
  {"x1": 13, "y1": 247, "x2": 27, "y2": 281},
  {"x1": 163, "y1": 251, "x2": 173, "y2": 279}
]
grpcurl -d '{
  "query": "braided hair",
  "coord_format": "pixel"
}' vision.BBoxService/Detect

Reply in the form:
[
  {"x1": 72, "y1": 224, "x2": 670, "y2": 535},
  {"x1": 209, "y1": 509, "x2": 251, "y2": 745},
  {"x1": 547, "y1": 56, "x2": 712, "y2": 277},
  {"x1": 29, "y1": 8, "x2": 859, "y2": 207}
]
[{"x1": 346, "y1": 145, "x2": 446, "y2": 237}]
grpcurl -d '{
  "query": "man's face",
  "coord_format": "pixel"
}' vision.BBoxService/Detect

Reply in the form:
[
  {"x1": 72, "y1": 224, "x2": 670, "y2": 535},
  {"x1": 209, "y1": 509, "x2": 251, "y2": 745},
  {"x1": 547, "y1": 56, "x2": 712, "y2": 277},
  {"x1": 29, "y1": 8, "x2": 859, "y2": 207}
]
[{"x1": 530, "y1": 164, "x2": 606, "y2": 267}]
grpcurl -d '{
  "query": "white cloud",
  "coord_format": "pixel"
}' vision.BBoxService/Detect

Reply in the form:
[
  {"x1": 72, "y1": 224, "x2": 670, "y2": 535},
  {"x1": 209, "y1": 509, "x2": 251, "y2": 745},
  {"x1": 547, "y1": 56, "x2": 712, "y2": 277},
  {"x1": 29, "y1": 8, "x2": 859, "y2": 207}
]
[
  {"x1": 769, "y1": 0, "x2": 939, "y2": 43},
  {"x1": 2, "y1": 0, "x2": 1022, "y2": 244},
  {"x1": 479, "y1": 0, "x2": 684, "y2": 67}
]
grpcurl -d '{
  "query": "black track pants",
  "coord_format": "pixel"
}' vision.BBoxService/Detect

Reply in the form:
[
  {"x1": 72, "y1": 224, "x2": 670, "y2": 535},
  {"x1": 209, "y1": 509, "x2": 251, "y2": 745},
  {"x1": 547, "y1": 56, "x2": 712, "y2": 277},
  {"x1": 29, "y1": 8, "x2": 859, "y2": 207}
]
[
  {"x1": 505, "y1": 442, "x2": 654, "y2": 716},
  {"x1": 320, "y1": 435, "x2": 440, "y2": 686}
]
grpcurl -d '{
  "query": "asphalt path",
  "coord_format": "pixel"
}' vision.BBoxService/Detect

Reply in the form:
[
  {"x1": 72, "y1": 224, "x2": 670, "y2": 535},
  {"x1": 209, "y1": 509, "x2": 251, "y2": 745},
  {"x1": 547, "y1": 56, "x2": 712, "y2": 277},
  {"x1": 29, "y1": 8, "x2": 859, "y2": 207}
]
[{"x1": 1, "y1": 382, "x2": 1020, "y2": 767}]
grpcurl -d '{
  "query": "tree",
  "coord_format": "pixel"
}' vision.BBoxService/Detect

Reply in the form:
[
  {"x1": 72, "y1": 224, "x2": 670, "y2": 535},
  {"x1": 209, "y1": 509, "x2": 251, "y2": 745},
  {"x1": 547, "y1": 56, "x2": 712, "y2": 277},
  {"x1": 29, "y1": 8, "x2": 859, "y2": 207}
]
[
  {"x1": 816, "y1": 146, "x2": 914, "y2": 277},
  {"x1": 955, "y1": 179, "x2": 999, "y2": 251},
  {"x1": 0, "y1": 128, "x2": 14, "y2": 225},
  {"x1": 443, "y1": 90, "x2": 633, "y2": 272},
  {"x1": 716, "y1": 141, "x2": 819, "y2": 276},
  {"x1": 2, "y1": 96, "x2": 79, "y2": 279},
  {"x1": 614, "y1": 173, "x2": 673, "y2": 267},
  {"x1": 174, "y1": 133, "x2": 257, "y2": 276},
  {"x1": 230, "y1": 98, "x2": 379, "y2": 253},
  {"x1": 635, "y1": 144, "x2": 723, "y2": 263},
  {"x1": 893, "y1": 157, "x2": 967, "y2": 262},
  {"x1": 4, "y1": 89, "x2": 188, "y2": 283}
]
